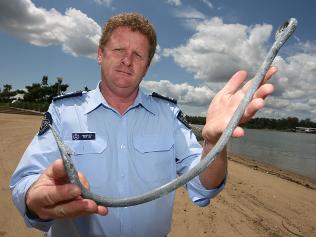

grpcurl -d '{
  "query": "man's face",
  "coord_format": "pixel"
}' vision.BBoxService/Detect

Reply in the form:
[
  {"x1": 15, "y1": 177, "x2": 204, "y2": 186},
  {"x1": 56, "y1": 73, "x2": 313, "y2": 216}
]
[{"x1": 98, "y1": 26, "x2": 150, "y2": 96}]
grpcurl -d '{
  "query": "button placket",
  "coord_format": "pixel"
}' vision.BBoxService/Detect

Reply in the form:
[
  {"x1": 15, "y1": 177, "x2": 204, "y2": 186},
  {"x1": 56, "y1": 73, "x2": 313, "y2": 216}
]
[{"x1": 117, "y1": 116, "x2": 129, "y2": 235}]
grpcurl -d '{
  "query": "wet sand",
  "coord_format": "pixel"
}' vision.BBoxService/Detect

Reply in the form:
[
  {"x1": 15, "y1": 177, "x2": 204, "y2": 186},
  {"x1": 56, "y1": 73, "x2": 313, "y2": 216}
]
[{"x1": 0, "y1": 112, "x2": 315, "y2": 237}]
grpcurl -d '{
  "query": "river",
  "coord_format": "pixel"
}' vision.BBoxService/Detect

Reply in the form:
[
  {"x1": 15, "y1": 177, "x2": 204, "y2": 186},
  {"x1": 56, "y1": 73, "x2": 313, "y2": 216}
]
[
  {"x1": 227, "y1": 129, "x2": 316, "y2": 179},
  {"x1": 193, "y1": 125, "x2": 316, "y2": 179}
]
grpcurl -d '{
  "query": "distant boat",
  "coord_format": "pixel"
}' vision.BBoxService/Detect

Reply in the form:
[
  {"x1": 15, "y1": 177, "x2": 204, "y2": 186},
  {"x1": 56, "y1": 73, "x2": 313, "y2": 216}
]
[{"x1": 295, "y1": 127, "x2": 316, "y2": 134}]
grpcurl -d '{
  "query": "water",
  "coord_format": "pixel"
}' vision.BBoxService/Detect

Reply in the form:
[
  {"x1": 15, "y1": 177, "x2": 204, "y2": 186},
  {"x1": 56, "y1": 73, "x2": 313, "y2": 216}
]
[{"x1": 227, "y1": 129, "x2": 316, "y2": 179}]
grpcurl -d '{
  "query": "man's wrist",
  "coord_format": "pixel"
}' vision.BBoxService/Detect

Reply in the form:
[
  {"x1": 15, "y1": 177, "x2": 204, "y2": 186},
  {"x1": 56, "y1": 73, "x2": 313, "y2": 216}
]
[
  {"x1": 202, "y1": 140, "x2": 215, "y2": 158},
  {"x1": 201, "y1": 127, "x2": 221, "y2": 145},
  {"x1": 25, "y1": 182, "x2": 39, "y2": 220},
  {"x1": 25, "y1": 203, "x2": 40, "y2": 220}
]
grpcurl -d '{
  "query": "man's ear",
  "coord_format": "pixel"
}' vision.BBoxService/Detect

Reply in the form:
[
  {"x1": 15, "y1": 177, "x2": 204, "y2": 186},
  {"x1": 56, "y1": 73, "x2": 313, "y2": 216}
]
[{"x1": 97, "y1": 48, "x2": 103, "y2": 64}]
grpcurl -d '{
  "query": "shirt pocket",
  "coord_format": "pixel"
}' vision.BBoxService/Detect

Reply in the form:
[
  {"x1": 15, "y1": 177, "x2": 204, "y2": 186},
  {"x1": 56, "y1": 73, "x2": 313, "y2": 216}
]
[
  {"x1": 133, "y1": 134, "x2": 175, "y2": 184},
  {"x1": 64, "y1": 137, "x2": 108, "y2": 188}
]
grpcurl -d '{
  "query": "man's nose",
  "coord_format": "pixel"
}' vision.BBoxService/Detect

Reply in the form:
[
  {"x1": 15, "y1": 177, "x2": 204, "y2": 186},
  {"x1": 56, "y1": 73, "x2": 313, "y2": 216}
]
[{"x1": 121, "y1": 52, "x2": 132, "y2": 66}]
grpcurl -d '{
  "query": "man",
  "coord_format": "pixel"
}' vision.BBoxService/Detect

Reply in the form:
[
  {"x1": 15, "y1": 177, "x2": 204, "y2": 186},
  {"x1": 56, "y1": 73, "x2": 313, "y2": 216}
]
[{"x1": 10, "y1": 12, "x2": 276, "y2": 236}]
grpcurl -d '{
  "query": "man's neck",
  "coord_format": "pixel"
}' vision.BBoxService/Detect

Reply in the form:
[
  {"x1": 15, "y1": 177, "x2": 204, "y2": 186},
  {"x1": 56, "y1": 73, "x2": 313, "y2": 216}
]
[{"x1": 100, "y1": 82, "x2": 139, "y2": 115}]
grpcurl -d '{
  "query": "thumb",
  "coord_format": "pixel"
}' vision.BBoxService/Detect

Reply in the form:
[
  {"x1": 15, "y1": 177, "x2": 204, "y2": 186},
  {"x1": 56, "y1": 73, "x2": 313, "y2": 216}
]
[
  {"x1": 232, "y1": 126, "x2": 245, "y2": 138},
  {"x1": 45, "y1": 159, "x2": 68, "y2": 182}
]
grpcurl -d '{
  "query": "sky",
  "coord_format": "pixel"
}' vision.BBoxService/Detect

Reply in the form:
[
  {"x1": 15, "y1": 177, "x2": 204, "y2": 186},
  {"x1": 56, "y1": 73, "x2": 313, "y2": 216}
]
[{"x1": 0, "y1": 0, "x2": 315, "y2": 120}]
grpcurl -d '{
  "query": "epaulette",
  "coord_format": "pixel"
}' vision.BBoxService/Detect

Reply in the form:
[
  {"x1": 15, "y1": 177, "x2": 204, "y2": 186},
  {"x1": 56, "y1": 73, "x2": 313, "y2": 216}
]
[
  {"x1": 52, "y1": 91, "x2": 83, "y2": 101},
  {"x1": 151, "y1": 92, "x2": 177, "y2": 104},
  {"x1": 38, "y1": 112, "x2": 53, "y2": 136},
  {"x1": 177, "y1": 110, "x2": 191, "y2": 129}
]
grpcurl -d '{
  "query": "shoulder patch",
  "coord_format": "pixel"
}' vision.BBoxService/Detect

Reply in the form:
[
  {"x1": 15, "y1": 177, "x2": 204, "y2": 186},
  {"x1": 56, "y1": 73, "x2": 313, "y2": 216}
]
[
  {"x1": 38, "y1": 112, "x2": 53, "y2": 136},
  {"x1": 177, "y1": 110, "x2": 191, "y2": 129},
  {"x1": 151, "y1": 92, "x2": 177, "y2": 104},
  {"x1": 53, "y1": 91, "x2": 83, "y2": 101}
]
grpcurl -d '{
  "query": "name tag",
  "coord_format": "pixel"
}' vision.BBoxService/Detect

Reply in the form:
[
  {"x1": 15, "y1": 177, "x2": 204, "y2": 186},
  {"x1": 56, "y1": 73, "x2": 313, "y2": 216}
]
[{"x1": 72, "y1": 133, "x2": 96, "y2": 140}]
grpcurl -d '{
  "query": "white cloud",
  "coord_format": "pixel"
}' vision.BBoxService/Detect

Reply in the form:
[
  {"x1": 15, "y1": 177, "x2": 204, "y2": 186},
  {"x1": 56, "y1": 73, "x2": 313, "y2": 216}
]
[
  {"x1": 166, "y1": 0, "x2": 182, "y2": 6},
  {"x1": 163, "y1": 17, "x2": 272, "y2": 82},
  {"x1": 266, "y1": 96, "x2": 290, "y2": 109},
  {"x1": 151, "y1": 45, "x2": 161, "y2": 64},
  {"x1": 174, "y1": 7, "x2": 206, "y2": 19},
  {"x1": 0, "y1": 0, "x2": 101, "y2": 59},
  {"x1": 281, "y1": 89, "x2": 306, "y2": 99},
  {"x1": 287, "y1": 102, "x2": 311, "y2": 112},
  {"x1": 295, "y1": 40, "x2": 316, "y2": 54},
  {"x1": 201, "y1": 0, "x2": 213, "y2": 9},
  {"x1": 172, "y1": 6, "x2": 206, "y2": 30},
  {"x1": 308, "y1": 99, "x2": 316, "y2": 106},
  {"x1": 94, "y1": 0, "x2": 112, "y2": 7},
  {"x1": 273, "y1": 51, "x2": 316, "y2": 105},
  {"x1": 162, "y1": 16, "x2": 316, "y2": 120},
  {"x1": 141, "y1": 80, "x2": 215, "y2": 106}
]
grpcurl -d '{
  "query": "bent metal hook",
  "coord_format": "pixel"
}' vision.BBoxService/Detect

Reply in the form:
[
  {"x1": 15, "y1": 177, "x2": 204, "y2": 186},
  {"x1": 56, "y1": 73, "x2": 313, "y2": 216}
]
[{"x1": 49, "y1": 18, "x2": 297, "y2": 207}]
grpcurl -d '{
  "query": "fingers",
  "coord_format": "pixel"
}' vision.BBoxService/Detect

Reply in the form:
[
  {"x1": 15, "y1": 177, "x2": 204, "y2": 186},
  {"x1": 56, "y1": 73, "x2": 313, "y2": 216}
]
[
  {"x1": 205, "y1": 67, "x2": 277, "y2": 142},
  {"x1": 25, "y1": 159, "x2": 109, "y2": 220},
  {"x1": 243, "y1": 68, "x2": 276, "y2": 120},
  {"x1": 47, "y1": 160, "x2": 89, "y2": 189},
  {"x1": 97, "y1": 206, "x2": 108, "y2": 216},
  {"x1": 26, "y1": 177, "x2": 82, "y2": 210},
  {"x1": 41, "y1": 199, "x2": 108, "y2": 219},
  {"x1": 253, "y1": 83, "x2": 274, "y2": 100},
  {"x1": 27, "y1": 180, "x2": 108, "y2": 220},
  {"x1": 223, "y1": 67, "x2": 277, "y2": 98},
  {"x1": 232, "y1": 126, "x2": 245, "y2": 138},
  {"x1": 223, "y1": 70, "x2": 248, "y2": 94},
  {"x1": 243, "y1": 98, "x2": 265, "y2": 121},
  {"x1": 241, "y1": 67, "x2": 277, "y2": 93},
  {"x1": 46, "y1": 159, "x2": 68, "y2": 181},
  {"x1": 43, "y1": 183, "x2": 81, "y2": 206},
  {"x1": 262, "y1": 66, "x2": 278, "y2": 84}
]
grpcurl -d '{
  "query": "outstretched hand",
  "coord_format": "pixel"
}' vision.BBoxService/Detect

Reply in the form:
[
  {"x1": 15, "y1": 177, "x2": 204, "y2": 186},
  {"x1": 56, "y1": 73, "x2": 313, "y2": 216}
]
[
  {"x1": 202, "y1": 67, "x2": 277, "y2": 144},
  {"x1": 26, "y1": 159, "x2": 108, "y2": 220}
]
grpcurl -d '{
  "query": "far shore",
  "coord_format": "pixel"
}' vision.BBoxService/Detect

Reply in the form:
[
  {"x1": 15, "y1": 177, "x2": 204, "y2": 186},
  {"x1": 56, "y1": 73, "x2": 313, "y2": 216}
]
[{"x1": 1, "y1": 112, "x2": 315, "y2": 237}]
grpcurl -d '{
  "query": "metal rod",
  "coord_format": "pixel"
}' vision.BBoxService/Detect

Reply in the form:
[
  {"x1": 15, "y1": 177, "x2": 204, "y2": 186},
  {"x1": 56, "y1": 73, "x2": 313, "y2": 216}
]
[{"x1": 49, "y1": 18, "x2": 297, "y2": 207}]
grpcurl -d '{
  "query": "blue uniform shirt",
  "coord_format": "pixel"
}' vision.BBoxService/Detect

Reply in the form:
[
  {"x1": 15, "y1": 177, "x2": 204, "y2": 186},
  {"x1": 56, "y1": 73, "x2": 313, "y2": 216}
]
[{"x1": 10, "y1": 84, "x2": 225, "y2": 237}]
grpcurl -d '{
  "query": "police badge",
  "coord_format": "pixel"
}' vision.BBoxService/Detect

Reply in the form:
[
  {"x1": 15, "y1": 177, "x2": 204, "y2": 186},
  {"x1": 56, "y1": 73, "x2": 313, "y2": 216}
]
[
  {"x1": 38, "y1": 112, "x2": 53, "y2": 136},
  {"x1": 177, "y1": 110, "x2": 191, "y2": 129}
]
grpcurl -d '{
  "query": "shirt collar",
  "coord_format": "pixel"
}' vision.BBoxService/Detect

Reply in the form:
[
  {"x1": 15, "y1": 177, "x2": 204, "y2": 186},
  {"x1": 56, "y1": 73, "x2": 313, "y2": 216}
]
[
  {"x1": 135, "y1": 89, "x2": 156, "y2": 115},
  {"x1": 84, "y1": 82, "x2": 156, "y2": 115},
  {"x1": 83, "y1": 82, "x2": 109, "y2": 114}
]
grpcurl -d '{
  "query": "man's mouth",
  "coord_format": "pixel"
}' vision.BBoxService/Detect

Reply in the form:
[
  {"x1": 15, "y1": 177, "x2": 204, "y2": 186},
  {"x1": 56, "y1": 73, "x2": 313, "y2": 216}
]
[{"x1": 116, "y1": 68, "x2": 133, "y2": 76}]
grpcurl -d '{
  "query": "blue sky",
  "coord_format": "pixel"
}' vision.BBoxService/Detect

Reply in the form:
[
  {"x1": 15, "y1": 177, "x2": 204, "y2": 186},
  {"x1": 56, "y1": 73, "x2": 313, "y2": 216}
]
[{"x1": 0, "y1": 0, "x2": 315, "y2": 120}]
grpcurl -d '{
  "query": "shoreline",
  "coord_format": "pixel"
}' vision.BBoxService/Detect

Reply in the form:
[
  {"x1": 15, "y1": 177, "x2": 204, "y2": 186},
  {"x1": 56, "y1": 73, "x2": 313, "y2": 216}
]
[
  {"x1": 228, "y1": 153, "x2": 316, "y2": 190},
  {"x1": 1, "y1": 112, "x2": 315, "y2": 237}
]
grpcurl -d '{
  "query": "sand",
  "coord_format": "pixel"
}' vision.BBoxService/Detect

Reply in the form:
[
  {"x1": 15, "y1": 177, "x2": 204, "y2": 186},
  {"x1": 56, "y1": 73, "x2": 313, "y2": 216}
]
[{"x1": 0, "y1": 112, "x2": 315, "y2": 237}]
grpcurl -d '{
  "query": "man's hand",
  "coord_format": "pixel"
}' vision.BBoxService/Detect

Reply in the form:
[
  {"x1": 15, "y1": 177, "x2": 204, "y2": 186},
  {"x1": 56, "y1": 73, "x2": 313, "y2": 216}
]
[
  {"x1": 25, "y1": 159, "x2": 108, "y2": 220},
  {"x1": 202, "y1": 67, "x2": 277, "y2": 143},
  {"x1": 199, "y1": 67, "x2": 277, "y2": 189}
]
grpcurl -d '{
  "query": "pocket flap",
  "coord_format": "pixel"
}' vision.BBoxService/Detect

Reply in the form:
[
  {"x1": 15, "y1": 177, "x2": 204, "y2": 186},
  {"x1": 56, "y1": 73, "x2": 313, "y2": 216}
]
[
  {"x1": 134, "y1": 135, "x2": 173, "y2": 153},
  {"x1": 65, "y1": 137, "x2": 107, "y2": 154}
]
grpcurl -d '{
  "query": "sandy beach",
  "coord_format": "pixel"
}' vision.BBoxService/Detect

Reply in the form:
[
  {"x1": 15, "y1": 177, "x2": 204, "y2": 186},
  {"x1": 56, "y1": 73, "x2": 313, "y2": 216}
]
[{"x1": 0, "y1": 112, "x2": 315, "y2": 237}]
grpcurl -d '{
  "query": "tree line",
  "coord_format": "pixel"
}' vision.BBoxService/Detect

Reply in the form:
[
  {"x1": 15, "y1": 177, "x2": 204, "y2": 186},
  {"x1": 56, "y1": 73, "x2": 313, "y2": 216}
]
[
  {"x1": 186, "y1": 115, "x2": 316, "y2": 131},
  {"x1": 0, "y1": 76, "x2": 71, "y2": 112},
  {"x1": 0, "y1": 76, "x2": 315, "y2": 130},
  {"x1": 0, "y1": 76, "x2": 91, "y2": 112}
]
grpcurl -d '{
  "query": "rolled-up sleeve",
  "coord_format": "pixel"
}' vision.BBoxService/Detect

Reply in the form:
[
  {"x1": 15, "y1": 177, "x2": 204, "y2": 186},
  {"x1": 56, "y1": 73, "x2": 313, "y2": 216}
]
[
  {"x1": 174, "y1": 108, "x2": 226, "y2": 207},
  {"x1": 9, "y1": 104, "x2": 61, "y2": 231},
  {"x1": 10, "y1": 172, "x2": 54, "y2": 231},
  {"x1": 186, "y1": 158, "x2": 226, "y2": 207}
]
